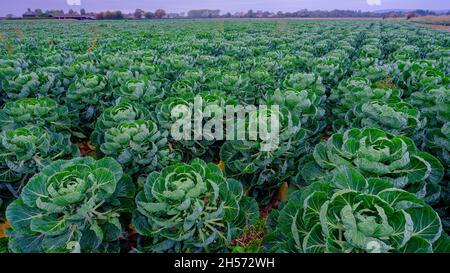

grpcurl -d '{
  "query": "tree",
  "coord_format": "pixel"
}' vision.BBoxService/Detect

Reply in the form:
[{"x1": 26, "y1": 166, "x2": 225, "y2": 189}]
[
  {"x1": 188, "y1": 9, "x2": 219, "y2": 18},
  {"x1": 245, "y1": 9, "x2": 255, "y2": 18},
  {"x1": 99, "y1": 10, "x2": 124, "y2": 20},
  {"x1": 406, "y1": 12, "x2": 418, "y2": 20},
  {"x1": 95, "y1": 12, "x2": 105, "y2": 20},
  {"x1": 154, "y1": 9, "x2": 166, "y2": 19},
  {"x1": 297, "y1": 9, "x2": 309, "y2": 17},
  {"x1": 68, "y1": 9, "x2": 78, "y2": 15},
  {"x1": 80, "y1": 8, "x2": 86, "y2": 15},
  {"x1": 144, "y1": 11, "x2": 154, "y2": 19},
  {"x1": 187, "y1": 10, "x2": 200, "y2": 18},
  {"x1": 34, "y1": 9, "x2": 43, "y2": 16},
  {"x1": 52, "y1": 10, "x2": 64, "y2": 15},
  {"x1": 104, "y1": 11, "x2": 113, "y2": 19},
  {"x1": 415, "y1": 9, "x2": 427, "y2": 16},
  {"x1": 134, "y1": 9, "x2": 144, "y2": 19},
  {"x1": 114, "y1": 11, "x2": 124, "y2": 19}
]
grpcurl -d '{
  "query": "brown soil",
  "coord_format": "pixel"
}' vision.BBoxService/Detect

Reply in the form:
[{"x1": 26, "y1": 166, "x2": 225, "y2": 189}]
[{"x1": 426, "y1": 25, "x2": 450, "y2": 31}]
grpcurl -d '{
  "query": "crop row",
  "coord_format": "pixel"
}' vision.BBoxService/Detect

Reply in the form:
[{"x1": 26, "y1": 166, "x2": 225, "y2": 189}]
[{"x1": 0, "y1": 20, "x2": 448, "y2": 253}]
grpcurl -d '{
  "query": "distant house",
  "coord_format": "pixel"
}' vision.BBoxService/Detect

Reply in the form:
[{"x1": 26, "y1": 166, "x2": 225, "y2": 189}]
[{"x1": 22, "y1": 11, "x2": 37, "y2": 18}]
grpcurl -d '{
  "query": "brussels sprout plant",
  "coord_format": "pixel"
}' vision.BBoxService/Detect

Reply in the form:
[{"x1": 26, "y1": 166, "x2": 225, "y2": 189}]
[
  {"x1": 5, "y1": 157, "x2": 135, "y2": 253},
  {"x1": 100, "y1": 119, "x2": 181, "y2": 176},
  {"x1": 266, "y1": 167, "x2": 443, "y2": 253},
  {"x1": 133, "y1": 159, "x2": 258, "y2": 252},
  {"x1": 299, "y1": 128, "x2": 445, "y2": 205},
  {"x1": 0, "y1": 98, "x2": 75, "y2": 134},
  {"x1": 0, "y1": 126, "x2": 79, "y2": 206}
]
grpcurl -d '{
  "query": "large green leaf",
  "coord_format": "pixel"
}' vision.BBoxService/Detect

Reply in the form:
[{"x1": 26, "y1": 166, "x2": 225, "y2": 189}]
[{"x1": 407, "y1": 206, "x2": 442, "y2": 243}]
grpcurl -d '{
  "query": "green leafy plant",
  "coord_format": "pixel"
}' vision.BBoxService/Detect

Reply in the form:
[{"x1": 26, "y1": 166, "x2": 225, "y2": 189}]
[
  {"x1": 409, "y1": 87, "x2": 449, "y2": 166},
  {"x1": 0, "y1": 59, "x2": 24, "y2": 83},
  {"x1": 0, "y1": 98, "x2": 75, "y2": 133},
  {"x1": 67, "y1": 74, "x2": 110, "y2": 127},
  {"x1": 160, "y1": 54, "x2": 192, "y2": 81},
  {"x1": 115, "y1": 78, "x2": 164, "y2": 106},
  {"x1": 106, "y1": 68, "x2": 135, "y2": 88},
  {"x1": 424, "y1": 124, "x2": 450, "y2": 170},
  {"x1": 0, "y1": 237, "x2": 7, "y2": 253},
  {"x1": 5, "y1": 157, "x2": 135, "y2": 253},
  {"x1": 313, "y1": 54, "x2": 347, "y2": 86},
  {"x1": 345, "y1": 101, "x2": 424, "y2": 138},
  {"x1": 433, "y1": 233, "x2": 450, "y2": 253},
  {"x1": 359, "y1": 44, "x2": 382, "y2": 59},
  {"x1": 248, "y1": 68, "x2": 276, "y2": 102},
  {"x1": 265, "y1": 88, "x2": 326, "y2": 138},
  {"x1": 132, "y1": 159, "x2": 258, "y2": 252},
  {"x1": 299, "y1": 128, "x2": 445, "y2": 205},
  {"x1": 329, "y1": 77, "x2": 402, "y2": 130},
  {"x1": 393, "y1": 61, "x2": 449, "y2": 96},
  {"x1": 168, "y1": 79, "x2": 198, "y2": 96},
  {"x1": 208, "y1": 72, "x2": 252, "y2": 104},
  {"x1": 91, "y1": 101, "x2": 151, "y2": 145},
  {"x1": 132, "y1": 59, "x2": 161, "y2": 80},
  {"x1": 266, "y1": 167, "x2": 443, "y2": 253},
  {"x1": 0, "y1": 126, "x2": 79, "y2": 206},
  {"x1": 220, "y1": 106, "x2": 306, "y2": 202},
  {"x1": 98, "y1": 54, "x2": 132, "y2": 72},
  {"x1": 281, "y1": 72, "x2": 326, "y2": 96},
  {"x1": 61, "y1": 61, "x2": 99, "y2": 88},
  {"x1": 1, "y1": 72, "x2": 39, "y2": 100},
  {"x1": 100, "y1": 119, "x2": 181, "y2": 176},
  {"x1": 37, "y1": 66, "x2": 65, "y2": 102},
  {"x1": 351, "y1": 60, "x2": 390, "y2": 83},
  {"x1": 154, "y1": 91, "x2": 237, "y2": 160}
]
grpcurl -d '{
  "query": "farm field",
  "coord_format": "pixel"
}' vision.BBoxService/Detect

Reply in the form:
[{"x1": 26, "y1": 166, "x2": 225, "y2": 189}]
[
  {"x1": 411, "y1": 16, "x2": 450, "y2": 31},
  {"x1": 411, "y1": 15, "x2": 450, "y2": 23},
  {"x1": 0, "y1": 19, "x2": 449, "y2": 253}
]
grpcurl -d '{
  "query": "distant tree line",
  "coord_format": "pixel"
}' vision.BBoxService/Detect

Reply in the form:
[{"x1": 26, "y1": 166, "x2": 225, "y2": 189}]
[
  {"x1": 131, "y1": 8, "x2": 449, "y2": 19},
  {"x1": 187, "y1": 9, "x2": 221, "y2": 18},
  {"x1": 15, "y1": 8, "x2": 450, "y2": 20},
  {"x1": 201, "y1": 9, "x2": 449, "y2": 19}
]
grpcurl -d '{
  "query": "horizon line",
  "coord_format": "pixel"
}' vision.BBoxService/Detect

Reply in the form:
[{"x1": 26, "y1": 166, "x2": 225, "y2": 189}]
[{"x1": 3, "y1": 7, "x2": 450, "y2": 17}]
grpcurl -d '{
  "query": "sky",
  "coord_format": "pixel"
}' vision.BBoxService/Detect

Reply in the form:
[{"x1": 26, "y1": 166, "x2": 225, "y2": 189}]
[{"x1": 1, "y1": 0, "x2": 449, "y2": 16}]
